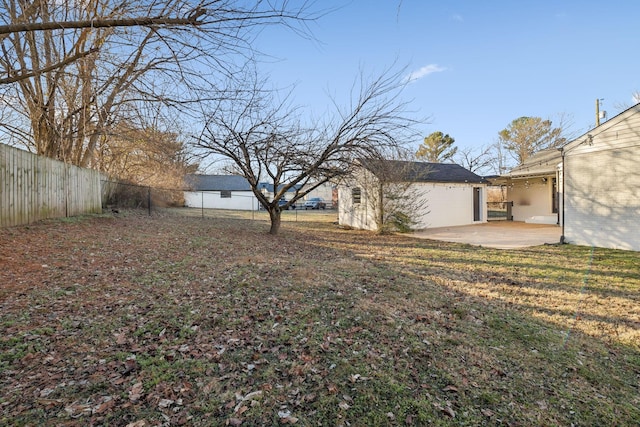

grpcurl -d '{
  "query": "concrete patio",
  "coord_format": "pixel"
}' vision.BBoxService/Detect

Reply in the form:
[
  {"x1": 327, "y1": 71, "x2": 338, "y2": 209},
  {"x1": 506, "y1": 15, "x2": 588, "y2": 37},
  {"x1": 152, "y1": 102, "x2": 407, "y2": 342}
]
[{"x1": 412, "y1": 221, "x2": 562, "y2": 249}]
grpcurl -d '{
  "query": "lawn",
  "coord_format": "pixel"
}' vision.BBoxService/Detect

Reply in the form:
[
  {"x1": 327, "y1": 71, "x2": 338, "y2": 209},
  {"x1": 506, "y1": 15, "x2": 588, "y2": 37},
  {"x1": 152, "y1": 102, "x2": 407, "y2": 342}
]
[{"x1": 1, "y1": 209, "x2": 638, "y2": 426}]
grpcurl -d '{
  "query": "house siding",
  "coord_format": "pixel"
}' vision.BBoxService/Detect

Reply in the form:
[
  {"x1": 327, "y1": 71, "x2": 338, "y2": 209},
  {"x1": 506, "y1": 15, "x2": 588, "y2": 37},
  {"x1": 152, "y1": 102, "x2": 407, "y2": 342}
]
[
  {"x1": 563, "y1": 105, "x2": 640, "y2": 251},
  {"x1": 564, "y1": 147, "x2": 640, "y2": 251}
]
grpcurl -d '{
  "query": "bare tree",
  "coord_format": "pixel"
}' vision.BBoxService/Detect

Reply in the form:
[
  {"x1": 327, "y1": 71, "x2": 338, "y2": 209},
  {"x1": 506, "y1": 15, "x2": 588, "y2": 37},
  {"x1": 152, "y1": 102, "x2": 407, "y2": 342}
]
[
  {"x1": 613, "y1": 91, "x2": 640, "y2": 114},
  {"x1": 0, "y1": 0, "x2": 315, "y2": 169},
  {"x1": 0, "y1": 8, "x2": 207, "y2": 84},
  {"x1": 97, "y1": 107, "x2": 198, "y2": 190},
  {"x1": 454, "y1": 144, "x2": 493, "y2": 175},
  {"x1": 193, "y1": 67, "x2": 419, "y2": 234}
]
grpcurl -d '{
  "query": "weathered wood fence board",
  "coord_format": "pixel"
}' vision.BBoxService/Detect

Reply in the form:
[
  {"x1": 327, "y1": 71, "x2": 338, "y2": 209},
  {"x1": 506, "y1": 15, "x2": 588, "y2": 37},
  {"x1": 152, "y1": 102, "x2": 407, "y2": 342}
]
[{"x1": 0, "y1": 144, "x2": 103, "y2": 227}]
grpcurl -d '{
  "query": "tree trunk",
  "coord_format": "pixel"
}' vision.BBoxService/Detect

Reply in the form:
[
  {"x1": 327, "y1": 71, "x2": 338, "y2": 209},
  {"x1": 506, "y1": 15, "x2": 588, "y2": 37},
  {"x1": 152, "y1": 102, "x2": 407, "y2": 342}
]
[
  {"x1": 268, "y1": 207, "x2": 282, "y2": 235},
  {"x1": 375, "y1": 182, "x2": 385, "y2": 233}
]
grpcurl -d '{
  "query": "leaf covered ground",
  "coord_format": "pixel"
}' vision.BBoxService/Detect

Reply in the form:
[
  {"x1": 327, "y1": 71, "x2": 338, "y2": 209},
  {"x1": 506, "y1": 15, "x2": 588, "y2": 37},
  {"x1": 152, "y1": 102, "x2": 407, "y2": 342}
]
[{"x1": 1, "y1": 209, "x2": 639, "y2": 426}]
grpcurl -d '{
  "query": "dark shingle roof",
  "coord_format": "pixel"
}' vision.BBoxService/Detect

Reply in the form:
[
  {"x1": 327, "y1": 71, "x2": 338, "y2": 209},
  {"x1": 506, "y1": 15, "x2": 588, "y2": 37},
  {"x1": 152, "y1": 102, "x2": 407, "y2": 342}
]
[
  {"x1": 359, "y1": 159, "x2": 487, "y2": 184},
  {"x1": 185, "y1": 175, "x2": 302, "y2": 193},
  {"x1": 257, "y1": 183, "x2": 303, "y2": 194},
  {"x1": 185, "y1": 175, "x2": 252, "y2": 191}
]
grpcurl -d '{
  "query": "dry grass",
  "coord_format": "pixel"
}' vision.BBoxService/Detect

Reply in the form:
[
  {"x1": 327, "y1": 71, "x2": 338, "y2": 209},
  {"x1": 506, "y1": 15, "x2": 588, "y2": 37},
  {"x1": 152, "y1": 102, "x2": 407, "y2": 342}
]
[{"x1": 1, "y1": 208, "x2": 638, "y2": 426}]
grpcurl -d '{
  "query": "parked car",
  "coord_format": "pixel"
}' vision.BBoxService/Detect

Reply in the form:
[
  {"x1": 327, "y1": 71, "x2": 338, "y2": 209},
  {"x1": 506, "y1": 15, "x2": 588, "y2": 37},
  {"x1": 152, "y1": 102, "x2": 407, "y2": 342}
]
[
  {"x1": 278, "y1": 198, "x2": 295, "y2": 210},
  {"x1": 304, "y1": 197, "x2": 326, "y2": 210}
]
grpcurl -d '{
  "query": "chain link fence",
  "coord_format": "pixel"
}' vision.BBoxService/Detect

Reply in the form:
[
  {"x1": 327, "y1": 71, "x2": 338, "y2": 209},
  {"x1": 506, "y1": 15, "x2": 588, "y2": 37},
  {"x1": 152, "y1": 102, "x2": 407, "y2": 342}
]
[{"x1": 101, "y1": 180, "x2": 185, "y2": 214}]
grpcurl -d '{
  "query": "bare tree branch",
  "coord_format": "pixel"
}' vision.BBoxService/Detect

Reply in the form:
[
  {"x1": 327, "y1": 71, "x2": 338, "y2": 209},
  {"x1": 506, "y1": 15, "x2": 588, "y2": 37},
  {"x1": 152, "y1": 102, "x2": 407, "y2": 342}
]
[
  {"x1": 0, "y1": 47, "x2": 98, "y2": 84},
  {"x1": 0, "y1": 11, "x2": 206, "y2": 34},
  {"x1": 454, "y1": 144, "x2": 493, "y2": 175},
  {"x1": 0, "y1": 0, "x2": 317, "y2": 171}
]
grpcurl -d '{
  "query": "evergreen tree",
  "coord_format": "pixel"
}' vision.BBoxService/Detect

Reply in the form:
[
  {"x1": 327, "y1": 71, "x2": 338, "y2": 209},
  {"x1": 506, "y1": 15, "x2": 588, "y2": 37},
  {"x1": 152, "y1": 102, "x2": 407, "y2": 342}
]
[{"x1": 416, "y1": 131, "x2": 457, "y2": 162}]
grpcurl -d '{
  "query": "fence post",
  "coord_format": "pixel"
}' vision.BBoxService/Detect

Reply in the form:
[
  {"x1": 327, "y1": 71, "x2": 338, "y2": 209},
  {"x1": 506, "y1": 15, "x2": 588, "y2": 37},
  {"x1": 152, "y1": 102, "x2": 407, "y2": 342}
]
[{"x1": 65, "y1": 163, "x2": 70, "y2": 218}]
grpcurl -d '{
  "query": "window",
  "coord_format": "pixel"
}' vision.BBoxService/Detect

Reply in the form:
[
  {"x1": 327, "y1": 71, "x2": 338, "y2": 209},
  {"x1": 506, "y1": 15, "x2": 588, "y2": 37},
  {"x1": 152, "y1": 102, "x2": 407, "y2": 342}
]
[
  {"x1": 352, "y1": 187, "x2": 361, "y2": 204},
  {"x1": 220, "y1": 190, "x2": 231, "y2": 198}
]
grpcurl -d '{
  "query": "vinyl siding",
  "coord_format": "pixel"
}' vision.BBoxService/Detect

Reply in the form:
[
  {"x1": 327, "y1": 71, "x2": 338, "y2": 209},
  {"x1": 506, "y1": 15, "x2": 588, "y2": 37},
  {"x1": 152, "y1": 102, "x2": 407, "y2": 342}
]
[{"x1": 564, "y1": 107, "x2": 640, "y2": 250}]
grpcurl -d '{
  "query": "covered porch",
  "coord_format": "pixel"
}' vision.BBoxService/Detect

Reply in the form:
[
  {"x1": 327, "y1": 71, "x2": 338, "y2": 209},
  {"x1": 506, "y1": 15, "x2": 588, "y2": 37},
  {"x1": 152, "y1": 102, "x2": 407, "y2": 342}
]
[{"x1": 489, "y1": 148, "x2": 562, "y2": 225}]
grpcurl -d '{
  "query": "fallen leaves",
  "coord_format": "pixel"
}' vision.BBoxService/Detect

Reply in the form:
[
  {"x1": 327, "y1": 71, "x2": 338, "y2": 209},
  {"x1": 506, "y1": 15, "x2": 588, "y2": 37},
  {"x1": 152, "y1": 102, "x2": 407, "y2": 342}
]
[
  {"x1": 1, "y1": 212, "x2": 639, "y2": 426},
  {"x1": 93, "y1": 396, "x2": 116, "y2": 414},
  {"x1": 277, "y1": 409, "x2": 298, "y2": 424},
  {"x1": 129, "y1": 382, "x2": 144, "y2": 403},
  {"x1": 433, "y1": 402, "x2": 456, "y2": 418},
  {"x1": 233, "y1": 390, "x2": 263, "y2": 413},
  {"x1": 326, "y1": 384, "x2": 339, "y2": 394}
]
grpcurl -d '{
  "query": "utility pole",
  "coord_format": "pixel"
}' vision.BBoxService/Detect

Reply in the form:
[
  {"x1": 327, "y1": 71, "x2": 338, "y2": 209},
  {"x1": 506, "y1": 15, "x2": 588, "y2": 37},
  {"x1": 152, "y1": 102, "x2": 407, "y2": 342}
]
[{"x1": 595, "y1": 98, "x2": 606, "y2": 127}]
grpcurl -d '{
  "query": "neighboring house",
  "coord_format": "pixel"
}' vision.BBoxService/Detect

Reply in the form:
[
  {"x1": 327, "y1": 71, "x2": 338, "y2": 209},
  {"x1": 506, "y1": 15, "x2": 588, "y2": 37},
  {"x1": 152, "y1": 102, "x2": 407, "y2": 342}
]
[
  {"x1": 560, "y1": 103, "x2": 640, "y2": 251},
  {"x1": 493, "y1": 148, "x2": 562, "y2": 224},
  {"x1": 184, "y1": 175, "x2": 258, "y2": 211},
  {"x1": 338, "y1": 159, "x2": 488, "y2": 231},
  {"x1": 300, "y1": 182, "x2": 335, "y2": 207},
  {"x1": 255, "y1": 181, "x2": 335, "y2": 207},
  {"x1": 257, "y1": 182, "x2": 304, "y2": 203},
  {"x1": 184, "y1": 175, "x2": 325, "y2": 210}
]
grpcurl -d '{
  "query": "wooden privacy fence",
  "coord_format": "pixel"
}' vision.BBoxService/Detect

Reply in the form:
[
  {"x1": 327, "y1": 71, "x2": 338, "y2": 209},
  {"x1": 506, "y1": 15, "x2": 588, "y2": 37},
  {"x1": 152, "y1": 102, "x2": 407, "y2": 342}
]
[{"x1": 0, "y1": 144, "x2": 103, "y2": 227}]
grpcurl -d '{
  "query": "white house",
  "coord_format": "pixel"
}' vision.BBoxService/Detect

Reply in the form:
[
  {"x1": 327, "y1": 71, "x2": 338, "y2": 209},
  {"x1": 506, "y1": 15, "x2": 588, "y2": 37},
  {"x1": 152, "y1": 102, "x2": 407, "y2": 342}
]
[
  {"x1": 184, "y1": 175, "x2": 258, "y2": 211},
  {"x1": 495, "y1": 148, "x2": 562, "y2": 224},
  {"x1": 338, "y1": 160, "x2": 488, "y2": 231},
  {"x1": 491, "y1": 103, "x2": 640, "y2": 251},
  {"x1": 184, "y1": 175, "x2": 334, "y2": 211},
  {"x1": 560, "y1": 103, "x2": 640, "y2": 251}
]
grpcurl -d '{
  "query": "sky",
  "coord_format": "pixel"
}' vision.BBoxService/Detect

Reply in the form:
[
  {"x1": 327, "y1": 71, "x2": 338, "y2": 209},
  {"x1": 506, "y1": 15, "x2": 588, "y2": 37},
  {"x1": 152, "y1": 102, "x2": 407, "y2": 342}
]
[{"x1": 252, "y1": 0, "x2": 640, "y2": 164}]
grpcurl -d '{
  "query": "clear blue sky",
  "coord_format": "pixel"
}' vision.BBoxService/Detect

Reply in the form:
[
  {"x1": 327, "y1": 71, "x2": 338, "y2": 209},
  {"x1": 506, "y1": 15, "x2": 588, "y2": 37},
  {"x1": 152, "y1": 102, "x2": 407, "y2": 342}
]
[{"x1": 253, "y1": 0, "x2": 640, "y2": 159}]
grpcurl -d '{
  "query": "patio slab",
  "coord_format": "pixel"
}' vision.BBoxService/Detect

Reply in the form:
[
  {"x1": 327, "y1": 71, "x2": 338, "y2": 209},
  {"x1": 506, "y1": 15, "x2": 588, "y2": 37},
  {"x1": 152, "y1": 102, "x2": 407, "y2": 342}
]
[{"x1": 412, "y1": 221, "x2": 562, "y2": 249}]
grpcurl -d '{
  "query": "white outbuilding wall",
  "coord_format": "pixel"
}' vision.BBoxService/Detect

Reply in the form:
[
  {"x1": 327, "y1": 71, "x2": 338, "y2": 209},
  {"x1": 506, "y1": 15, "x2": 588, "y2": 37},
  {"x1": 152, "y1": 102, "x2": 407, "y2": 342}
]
[
  {"x1": 412, "y1": 183, "x2": 486, "y2": 229},
  {"x1": 338, "y1": 181, "x2": 486, "y2": 231},
  {"x1": 184, "y1": 191, "x2": 258, "y2": 211},
  {"x1": 338, "y1": 185, "x2": 374, "y2": 230}
]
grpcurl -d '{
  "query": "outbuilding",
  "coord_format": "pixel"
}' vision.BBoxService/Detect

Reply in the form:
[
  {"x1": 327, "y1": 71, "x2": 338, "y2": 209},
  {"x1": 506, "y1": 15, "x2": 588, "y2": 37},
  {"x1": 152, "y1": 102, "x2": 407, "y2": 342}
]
[
  {"x1": 184, "y1": 174, "x2": 258, "y2": 211},
  {"x1": 338, "y1": 159, "x2": 488, "y2": 231}
]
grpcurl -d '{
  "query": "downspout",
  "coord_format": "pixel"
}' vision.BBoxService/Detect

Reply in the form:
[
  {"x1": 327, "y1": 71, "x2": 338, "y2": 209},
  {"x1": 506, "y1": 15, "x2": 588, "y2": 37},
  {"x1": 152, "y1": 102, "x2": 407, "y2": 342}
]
[{"x1": 559, "y1": 147, "x2": 565, "y2": 244}]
